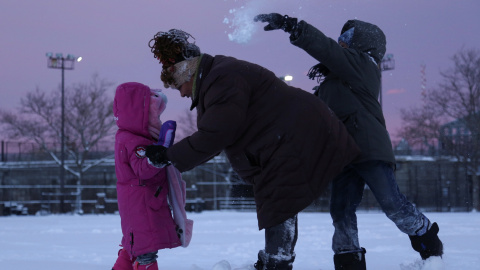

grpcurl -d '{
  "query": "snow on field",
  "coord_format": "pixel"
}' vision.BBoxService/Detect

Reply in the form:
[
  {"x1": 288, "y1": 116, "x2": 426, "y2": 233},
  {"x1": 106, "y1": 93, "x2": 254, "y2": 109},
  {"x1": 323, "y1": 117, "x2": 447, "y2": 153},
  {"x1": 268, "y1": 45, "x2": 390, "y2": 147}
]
[{"x1": 0, "y1": 211, "x2": 479, "y2": 269}]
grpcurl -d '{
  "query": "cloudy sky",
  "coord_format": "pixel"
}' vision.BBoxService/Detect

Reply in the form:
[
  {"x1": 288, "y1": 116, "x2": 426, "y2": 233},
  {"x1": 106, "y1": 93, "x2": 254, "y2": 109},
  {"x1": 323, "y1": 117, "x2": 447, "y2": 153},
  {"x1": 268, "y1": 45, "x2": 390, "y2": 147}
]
[{"x1": 1, "y1": 0, "x2": 479, "y2": 142}]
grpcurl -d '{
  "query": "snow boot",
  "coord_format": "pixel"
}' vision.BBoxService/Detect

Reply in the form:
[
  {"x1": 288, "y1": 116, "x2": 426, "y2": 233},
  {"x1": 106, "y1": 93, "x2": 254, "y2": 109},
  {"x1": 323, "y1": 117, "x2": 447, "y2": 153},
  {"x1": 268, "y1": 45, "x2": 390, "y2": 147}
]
[
  {"x1": 253, "y1": 249, "x2": 295, "y2": 270},
  {"x1": 409, "y1": 222, "x2": 443, "y2": 260},
  {"x1": 133, "y1": 261, "x2": 158, "y2": 270},
  {"x1": 333, "y1": 248, "x2": 366, "y2": 270},
  {"x1": 112, "y1": 249, "x2": 135, "y2": 270}
]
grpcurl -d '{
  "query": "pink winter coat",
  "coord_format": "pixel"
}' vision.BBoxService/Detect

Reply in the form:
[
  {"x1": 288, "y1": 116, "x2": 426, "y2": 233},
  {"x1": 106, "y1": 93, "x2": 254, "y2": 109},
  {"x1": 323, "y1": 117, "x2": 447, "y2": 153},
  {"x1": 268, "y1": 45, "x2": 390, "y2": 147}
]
[{"x1": 113, "y1": 82, "x2": 181, "y2": 257}]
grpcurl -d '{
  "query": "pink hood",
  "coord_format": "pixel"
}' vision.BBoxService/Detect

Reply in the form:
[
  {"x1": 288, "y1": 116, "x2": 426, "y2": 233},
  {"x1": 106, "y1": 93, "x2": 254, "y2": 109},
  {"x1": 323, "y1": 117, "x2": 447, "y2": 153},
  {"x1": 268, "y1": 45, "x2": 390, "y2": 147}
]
[
  {"x1": 113, "y1": 82, "x2": 181, "y2": 257},
  {"x1": 114, "y1": 82, "x2": 151, "y2": 138}
]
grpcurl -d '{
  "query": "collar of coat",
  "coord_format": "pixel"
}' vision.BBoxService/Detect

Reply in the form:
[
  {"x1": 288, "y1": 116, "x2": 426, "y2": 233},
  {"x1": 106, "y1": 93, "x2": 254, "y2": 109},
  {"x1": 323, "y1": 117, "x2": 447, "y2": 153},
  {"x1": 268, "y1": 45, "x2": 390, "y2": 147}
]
[{"x1": 189, "y1": 53, "x2": 214, "y2": 111}]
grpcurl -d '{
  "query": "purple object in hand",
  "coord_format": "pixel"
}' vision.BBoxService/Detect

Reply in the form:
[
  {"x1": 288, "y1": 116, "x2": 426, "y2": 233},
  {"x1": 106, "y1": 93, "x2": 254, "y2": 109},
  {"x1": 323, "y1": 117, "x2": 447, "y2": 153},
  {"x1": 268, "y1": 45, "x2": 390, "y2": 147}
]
[{"x1": 156, "y1": 120, "x2": 176, "y2": 148}]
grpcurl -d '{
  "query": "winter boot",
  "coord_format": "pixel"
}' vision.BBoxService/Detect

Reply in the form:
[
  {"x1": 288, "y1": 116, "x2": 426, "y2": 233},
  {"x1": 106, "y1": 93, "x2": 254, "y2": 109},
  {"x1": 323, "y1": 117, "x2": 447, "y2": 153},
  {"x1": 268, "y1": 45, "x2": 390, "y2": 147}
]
[
  {"x1": 333, "y1": 248, "x2": 366, "y2": 270},
  {"x1": 133, "y1": 261, "x2": 158, "y2": 270},
  {"x1": 112, "y1": 249, "x2": 135, "y2": 270},
  {"x1": 253, "y1": 249, "x2": 295, "y2": 270},
  {"x1": 409, "y1": 222, "x2": 443, "y2": 259}
]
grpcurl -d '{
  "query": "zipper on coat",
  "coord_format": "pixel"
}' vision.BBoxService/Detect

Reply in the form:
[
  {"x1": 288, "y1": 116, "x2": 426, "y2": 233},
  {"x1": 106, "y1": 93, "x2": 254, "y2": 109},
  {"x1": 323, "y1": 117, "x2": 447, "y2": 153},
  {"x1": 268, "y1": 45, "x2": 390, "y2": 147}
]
[
  {"x1": 130, "y1": 232, "x2": 134, "y2": 255},
  {"x1": 154, "y1": 186, "x2": 163, "y2": 197}
]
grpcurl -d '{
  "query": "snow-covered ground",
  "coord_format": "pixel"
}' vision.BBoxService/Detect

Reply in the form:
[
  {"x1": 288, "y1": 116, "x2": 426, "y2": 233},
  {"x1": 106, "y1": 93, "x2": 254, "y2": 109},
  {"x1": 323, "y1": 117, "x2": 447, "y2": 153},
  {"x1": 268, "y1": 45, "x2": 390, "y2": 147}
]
[{"x1": 0, "y1": 211, "x2": 478, "y2": 269}]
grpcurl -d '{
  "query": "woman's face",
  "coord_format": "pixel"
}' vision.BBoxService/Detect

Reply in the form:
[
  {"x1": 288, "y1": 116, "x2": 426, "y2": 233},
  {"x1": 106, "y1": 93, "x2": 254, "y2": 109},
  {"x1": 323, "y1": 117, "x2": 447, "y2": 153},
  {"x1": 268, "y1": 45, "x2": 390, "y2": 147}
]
[{"x1": 177, "y1": 75, "x2": 194, "y2": 98}]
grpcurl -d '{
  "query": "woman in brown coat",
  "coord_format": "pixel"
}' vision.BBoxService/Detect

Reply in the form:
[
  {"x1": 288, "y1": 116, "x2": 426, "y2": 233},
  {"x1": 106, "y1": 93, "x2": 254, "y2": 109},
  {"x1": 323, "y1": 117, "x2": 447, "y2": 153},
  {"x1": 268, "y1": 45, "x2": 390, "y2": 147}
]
[{"x1": 145, "y1": 29, "x2": 360, "y2": 270}]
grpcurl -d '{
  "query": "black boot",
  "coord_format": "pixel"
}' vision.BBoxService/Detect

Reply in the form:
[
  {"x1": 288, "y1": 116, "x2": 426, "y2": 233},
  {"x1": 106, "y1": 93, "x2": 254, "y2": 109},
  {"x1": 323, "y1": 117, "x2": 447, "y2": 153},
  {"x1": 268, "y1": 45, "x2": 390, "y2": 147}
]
[
  {"x1": 409, "y1": 222, "x2": 443, "y2": 259},
  {"x1": 254, "y1": 250, "x2": 295, "y2": 270},
  {"x1": 333, "y1": 248, "x2": 366, "y2": 270}
]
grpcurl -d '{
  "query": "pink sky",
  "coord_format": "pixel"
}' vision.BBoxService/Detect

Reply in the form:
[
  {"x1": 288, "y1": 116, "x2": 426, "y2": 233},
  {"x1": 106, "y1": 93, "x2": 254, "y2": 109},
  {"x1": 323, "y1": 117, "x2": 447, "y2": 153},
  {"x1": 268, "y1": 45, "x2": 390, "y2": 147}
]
[{"x1": 1, "y1": 0, "x2": 479, "y2": 143}]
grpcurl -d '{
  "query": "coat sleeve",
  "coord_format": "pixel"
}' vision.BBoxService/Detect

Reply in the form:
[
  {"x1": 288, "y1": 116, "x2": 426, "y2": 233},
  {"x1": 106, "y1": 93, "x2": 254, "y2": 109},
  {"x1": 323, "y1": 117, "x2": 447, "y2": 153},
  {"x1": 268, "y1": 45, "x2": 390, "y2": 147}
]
[
  {"x1": 290, "y1": 20, "x2": 368, "y2": 86},
  {"x1": 127, "y1": 142, "x2": 163, "y2": 180},
  {"x1": 168, "y1": 73, "x2": 249, "y2": 172}
]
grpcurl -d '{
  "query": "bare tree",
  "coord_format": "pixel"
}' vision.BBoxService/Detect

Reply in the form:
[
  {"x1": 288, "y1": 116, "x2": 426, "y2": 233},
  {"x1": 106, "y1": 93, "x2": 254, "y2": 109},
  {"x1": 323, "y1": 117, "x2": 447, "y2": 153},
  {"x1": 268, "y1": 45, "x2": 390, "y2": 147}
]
[
  {"x1": 399, "y1": 48, "x2": 480, "y2": 211},
  {"x1": 0, "y1": 74, "x2": 116, "y2": 213},
  {"x1": 398, "y1": 99, "x2": 446, "y2": 155}
]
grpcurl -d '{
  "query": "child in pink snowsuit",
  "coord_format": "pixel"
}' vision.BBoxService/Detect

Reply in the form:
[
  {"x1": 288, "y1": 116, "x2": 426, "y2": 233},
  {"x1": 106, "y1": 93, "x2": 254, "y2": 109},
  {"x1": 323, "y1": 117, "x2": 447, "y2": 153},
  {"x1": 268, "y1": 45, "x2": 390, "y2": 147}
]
[{"x1": 112, "y1": 82, "x2": 181, "y2": 270}]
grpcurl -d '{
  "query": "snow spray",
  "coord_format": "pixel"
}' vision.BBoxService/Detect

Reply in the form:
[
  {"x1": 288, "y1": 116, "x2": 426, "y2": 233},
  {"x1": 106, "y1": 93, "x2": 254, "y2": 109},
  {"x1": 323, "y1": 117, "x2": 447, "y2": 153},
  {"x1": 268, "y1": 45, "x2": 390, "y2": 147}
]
[
  {"x1": 223, "y1": 1, "x2": 267, "y2": 44},
  {"x1": 223, "y1": 0, "x2": 307, "y2": 44}
]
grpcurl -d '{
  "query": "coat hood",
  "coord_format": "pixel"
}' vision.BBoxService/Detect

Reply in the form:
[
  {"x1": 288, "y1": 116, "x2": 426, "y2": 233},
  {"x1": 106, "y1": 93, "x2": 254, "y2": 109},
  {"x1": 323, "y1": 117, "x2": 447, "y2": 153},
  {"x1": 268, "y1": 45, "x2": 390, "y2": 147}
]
[
  {"x1": 341, "y1": 19, "x2": 386, "y2": 63},
  {"x1": 113, "y1": 82, "x2": 151, "y2": 138}
]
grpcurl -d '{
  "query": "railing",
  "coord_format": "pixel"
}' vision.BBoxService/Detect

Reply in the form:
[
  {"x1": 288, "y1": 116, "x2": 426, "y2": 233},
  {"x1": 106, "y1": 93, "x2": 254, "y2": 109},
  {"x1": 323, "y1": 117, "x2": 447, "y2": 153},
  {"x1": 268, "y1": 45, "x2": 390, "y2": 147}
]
[
  {"x1": 0, "y1": 184, "x2": 118, "y2": 215},
  {"x1": 0, "y1": 184, "x2": 207, "y2": 215},
  {"x1": 218, "y1": 197, "x2": 256, "y2": 211},
  {"x1": 0, "y1": 140, "x2": 114, "y2": 162}
]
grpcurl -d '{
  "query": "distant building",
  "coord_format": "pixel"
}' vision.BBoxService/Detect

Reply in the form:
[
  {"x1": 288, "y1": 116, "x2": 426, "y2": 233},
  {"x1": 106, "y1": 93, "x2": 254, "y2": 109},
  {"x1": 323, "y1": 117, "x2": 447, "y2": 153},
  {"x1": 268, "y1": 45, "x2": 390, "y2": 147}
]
[{"x1": 438, "y1": 117, "x2": 473, "y2": 155}]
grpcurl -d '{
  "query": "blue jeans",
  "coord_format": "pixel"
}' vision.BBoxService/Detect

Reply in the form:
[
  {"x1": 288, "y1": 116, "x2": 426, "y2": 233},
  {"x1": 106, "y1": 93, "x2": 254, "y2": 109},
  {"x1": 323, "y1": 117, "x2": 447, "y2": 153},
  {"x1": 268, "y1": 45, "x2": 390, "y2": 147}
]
[{"x1": 330, "y1": 160, "x2": 430, "y2": 254}]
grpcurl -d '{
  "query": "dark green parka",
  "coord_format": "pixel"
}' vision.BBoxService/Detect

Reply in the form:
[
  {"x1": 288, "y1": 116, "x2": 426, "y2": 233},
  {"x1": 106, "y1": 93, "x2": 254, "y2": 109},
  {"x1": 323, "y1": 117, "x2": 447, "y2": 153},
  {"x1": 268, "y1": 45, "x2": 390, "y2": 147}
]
[
  {"x1": 290, "y1": 19, "x2": 395, "y2": 165},
  {"x1": 166, "y1": 53, "x2": 360, "y2": 229}
]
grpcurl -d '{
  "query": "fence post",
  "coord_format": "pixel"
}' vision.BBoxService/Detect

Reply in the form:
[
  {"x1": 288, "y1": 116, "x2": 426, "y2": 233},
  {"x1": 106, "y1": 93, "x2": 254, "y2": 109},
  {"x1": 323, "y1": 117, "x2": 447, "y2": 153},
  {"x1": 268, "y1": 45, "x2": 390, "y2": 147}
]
[
  {"x1": 95, "y1": 193, "x2": 106, "y2": 214},
  {"x1": 18, "y1": 142, "x2": 21, "y2": 161},
  {"x1": 1, "y1": 141, "x2": 5, "y2": 162}
]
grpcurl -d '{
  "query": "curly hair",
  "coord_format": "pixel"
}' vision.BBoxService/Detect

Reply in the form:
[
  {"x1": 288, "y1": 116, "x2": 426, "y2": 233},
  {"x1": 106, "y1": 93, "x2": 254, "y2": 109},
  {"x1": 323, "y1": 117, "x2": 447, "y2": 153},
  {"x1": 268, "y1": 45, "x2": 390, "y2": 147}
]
[{"x1": 148, "y1": 29, "x2": 201, "y2": 87}]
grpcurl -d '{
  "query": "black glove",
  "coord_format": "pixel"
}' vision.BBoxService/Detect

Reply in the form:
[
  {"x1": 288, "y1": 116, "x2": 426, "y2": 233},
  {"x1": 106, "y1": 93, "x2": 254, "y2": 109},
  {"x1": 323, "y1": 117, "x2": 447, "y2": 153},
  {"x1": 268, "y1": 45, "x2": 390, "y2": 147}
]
[
  {"x1": 145, "y1": 144, "x2": 171, "y2": 167},
  {"x1": 254, "y1": 13, "x2": 297, "y2": 33}
]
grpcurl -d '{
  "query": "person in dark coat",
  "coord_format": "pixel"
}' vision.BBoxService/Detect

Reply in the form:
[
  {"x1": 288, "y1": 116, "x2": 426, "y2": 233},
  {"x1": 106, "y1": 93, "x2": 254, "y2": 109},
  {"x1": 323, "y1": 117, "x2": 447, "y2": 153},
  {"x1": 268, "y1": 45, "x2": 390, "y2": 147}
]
[
  {"x1": 145, "y1": 29, "x2": 360, "y2": 270},
  {"x1": 254, "y1": 14, "x2": 444, "y2": 269}
]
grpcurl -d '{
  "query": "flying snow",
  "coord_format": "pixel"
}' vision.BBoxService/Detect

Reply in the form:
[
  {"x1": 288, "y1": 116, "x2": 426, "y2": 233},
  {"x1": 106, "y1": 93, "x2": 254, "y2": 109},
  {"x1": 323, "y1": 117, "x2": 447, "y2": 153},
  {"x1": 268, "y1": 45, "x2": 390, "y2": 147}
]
[
  {"x1": 223, "y1": 1, "x2": 307, "y2": 44},
  {"x1": 223, "y1": 5, "x2": 259, "y2": 44}
]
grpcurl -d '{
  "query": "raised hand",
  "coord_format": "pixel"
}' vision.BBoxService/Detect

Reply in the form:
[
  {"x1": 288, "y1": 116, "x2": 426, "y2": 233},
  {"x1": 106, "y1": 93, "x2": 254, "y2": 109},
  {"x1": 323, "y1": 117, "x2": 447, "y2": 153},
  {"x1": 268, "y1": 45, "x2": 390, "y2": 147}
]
[{"x1": 254, "y1": 13, "x2": 297, "y2": 33}]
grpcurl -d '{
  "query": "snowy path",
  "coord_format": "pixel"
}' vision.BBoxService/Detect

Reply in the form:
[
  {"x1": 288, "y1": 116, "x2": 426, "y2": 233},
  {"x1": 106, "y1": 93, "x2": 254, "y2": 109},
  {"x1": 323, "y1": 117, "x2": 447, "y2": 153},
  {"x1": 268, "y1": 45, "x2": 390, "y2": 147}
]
[{"x1": 0, "y1": 211, "x2": 479, "y2": 269}]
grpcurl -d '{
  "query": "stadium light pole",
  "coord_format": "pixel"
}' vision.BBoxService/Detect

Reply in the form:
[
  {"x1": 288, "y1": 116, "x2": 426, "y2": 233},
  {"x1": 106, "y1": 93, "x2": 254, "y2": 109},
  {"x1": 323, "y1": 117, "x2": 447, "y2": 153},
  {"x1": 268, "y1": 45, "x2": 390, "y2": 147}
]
[
  {"x1": 380, "y1": 53, "x2": 395, "y2": 108},
  {"x1": 46, "y1": 52, "x2": 82, "y2": 213}
]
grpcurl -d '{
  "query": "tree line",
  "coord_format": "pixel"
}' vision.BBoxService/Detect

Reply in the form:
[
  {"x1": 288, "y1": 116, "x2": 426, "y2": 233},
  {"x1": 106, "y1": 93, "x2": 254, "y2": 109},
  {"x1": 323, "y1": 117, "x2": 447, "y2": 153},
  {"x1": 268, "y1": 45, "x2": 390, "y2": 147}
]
[{"x1": 398, "y1": 48, "x2": 480, "y2": 211}]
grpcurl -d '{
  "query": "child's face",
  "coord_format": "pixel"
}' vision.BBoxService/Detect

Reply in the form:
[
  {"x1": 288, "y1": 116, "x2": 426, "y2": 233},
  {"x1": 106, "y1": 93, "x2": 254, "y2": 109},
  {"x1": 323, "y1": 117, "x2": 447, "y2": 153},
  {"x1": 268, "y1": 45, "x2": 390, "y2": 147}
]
[
  {"x1": 150, "y1": 90, "x2": 167, "y2": 125},
  {"x1": 339, "y1": 41, "x2": 349, "y2": 48}
]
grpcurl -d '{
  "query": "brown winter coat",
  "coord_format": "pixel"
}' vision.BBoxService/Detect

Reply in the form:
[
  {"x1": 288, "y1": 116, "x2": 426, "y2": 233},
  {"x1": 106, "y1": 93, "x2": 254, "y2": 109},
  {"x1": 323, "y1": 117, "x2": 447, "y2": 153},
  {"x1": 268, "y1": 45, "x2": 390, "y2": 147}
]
[{"x1": 167, "y1": 54, "x2": 360, "y2": 229}]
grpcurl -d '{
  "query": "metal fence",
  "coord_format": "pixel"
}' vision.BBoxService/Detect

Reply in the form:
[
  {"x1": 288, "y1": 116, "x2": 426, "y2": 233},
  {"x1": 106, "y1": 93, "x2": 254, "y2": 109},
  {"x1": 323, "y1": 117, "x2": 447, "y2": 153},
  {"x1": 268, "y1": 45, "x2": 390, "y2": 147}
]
[
  {"x1": 1, "y1": 140, "x2": 114, "y2": 162},
  {"x1": 1, "y1": 140, "x2": 477, "y2": 215}
]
